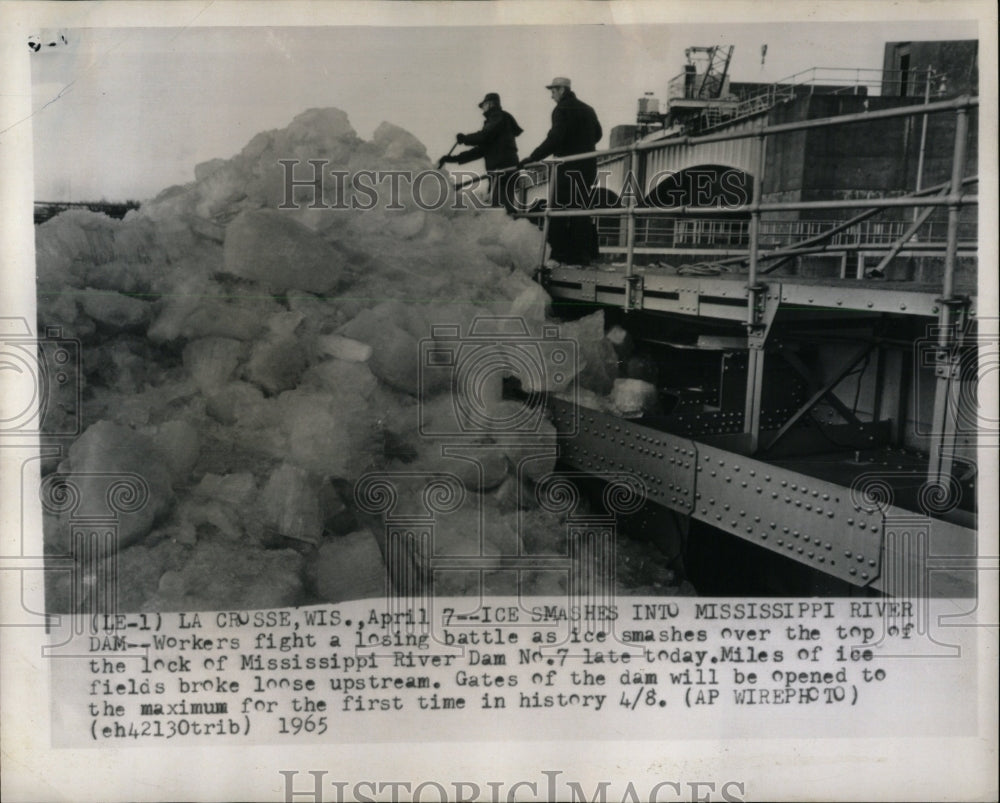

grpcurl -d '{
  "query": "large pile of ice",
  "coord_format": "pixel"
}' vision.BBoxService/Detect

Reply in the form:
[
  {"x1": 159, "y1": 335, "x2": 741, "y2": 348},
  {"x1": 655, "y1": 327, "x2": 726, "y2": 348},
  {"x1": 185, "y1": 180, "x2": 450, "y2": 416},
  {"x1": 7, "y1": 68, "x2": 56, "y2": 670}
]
[{"x1": 37, "y1": 109, "x2": 685, "y2": 612}]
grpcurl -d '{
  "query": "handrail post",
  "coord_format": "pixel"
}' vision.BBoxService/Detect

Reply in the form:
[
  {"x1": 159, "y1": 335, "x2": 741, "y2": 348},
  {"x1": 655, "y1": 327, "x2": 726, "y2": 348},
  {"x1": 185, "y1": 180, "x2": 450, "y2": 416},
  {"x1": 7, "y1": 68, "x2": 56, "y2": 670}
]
[
  {"x1": 942, "y1": 104, "x2": 969, "y2": 305},
  {"x1": 743, "y1": 127, "x2": 769, "y2": 452},
  {"x1": 623, "y1": 143, "x2": 642, "y2": 312},
  {"x1": 623, "y1": 146, "x2": 641, "y2": 310},
  {"x1": 928, "y1": 103, "x2": 970, "y2": 483},
  {"x1": 913, "y1": 67, "x2": 933, "y2": 223},
  {"x1": 538, "y1": 161, "x2": 555, "y2": 274}
]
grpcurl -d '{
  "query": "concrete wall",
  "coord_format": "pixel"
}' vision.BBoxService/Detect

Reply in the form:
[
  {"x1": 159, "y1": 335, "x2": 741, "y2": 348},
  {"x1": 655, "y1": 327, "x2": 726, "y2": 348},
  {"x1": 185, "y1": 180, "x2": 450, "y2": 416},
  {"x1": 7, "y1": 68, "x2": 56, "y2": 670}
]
[{"x1": 882, "y1": 40, "x2": 979, "y2": 97}]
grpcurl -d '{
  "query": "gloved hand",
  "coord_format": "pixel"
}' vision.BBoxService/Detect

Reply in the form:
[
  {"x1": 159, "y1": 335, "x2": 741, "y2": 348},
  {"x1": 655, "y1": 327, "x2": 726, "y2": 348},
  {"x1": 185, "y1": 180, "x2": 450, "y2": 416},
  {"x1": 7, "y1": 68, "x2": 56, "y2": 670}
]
[
  {"x1": 456, "y1": 133, "x2": 467, "y2": 145},
  {"x1": 437, "y1": 155, "x2": 456, "y2": 169},
  {"x1": 516, "y1": 159, "x2": 530, "y2": 170}
]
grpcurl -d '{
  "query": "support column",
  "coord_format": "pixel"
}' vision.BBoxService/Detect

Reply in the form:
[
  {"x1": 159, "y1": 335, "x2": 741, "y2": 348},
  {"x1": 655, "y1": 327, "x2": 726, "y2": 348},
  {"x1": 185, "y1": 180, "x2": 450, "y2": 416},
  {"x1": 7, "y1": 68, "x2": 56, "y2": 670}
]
[
  {"x1": 538, "y1": 162, "x2": 555, "y2": 272},
  {"x1": 743, "y1": 130, "x2": 768, "y2": 452},
  {"x1": 927, "y1": 104, "x2": 969, "y2": 483},
  {"x1": 624, "y1": 146, "x2": 642, "y2": 311}
]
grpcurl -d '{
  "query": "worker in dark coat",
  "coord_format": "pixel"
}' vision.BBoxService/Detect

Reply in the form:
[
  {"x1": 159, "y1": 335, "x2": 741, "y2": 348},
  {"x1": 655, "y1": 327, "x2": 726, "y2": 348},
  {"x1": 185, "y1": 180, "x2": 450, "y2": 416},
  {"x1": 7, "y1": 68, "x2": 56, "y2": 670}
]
[
  {"x1": 439, "y1": 93, "x2": 523, "y2": 212},
  {"x1": 521, "y1": 77, "x2": 603, "y2": 266}
]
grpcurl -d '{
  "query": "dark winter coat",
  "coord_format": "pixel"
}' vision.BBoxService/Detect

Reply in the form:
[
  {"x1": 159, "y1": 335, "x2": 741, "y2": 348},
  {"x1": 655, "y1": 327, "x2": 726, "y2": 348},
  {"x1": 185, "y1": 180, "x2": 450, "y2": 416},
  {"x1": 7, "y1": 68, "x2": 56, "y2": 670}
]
[
  {"x1": 527, "y1": 90, "x2": 603, "y2": 163},
  {"x1": 454, "y1": 108, "x2": 523, "y2": 171}
]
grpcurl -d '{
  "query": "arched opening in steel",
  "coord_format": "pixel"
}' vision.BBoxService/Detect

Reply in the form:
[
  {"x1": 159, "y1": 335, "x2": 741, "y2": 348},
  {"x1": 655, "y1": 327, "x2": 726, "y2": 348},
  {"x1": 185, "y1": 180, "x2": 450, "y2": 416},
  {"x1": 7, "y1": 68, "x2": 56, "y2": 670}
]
[{"x1": 641, "y1": 164, "x2": 753, "y2": 250}]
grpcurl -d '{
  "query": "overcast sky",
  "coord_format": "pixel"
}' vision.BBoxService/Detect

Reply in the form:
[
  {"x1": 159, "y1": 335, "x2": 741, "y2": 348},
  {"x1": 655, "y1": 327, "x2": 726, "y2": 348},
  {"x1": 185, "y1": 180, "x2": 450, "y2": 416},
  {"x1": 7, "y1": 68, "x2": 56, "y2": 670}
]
[{"x1": 28, "y1": 20, "x2": 978, "y2": 201}]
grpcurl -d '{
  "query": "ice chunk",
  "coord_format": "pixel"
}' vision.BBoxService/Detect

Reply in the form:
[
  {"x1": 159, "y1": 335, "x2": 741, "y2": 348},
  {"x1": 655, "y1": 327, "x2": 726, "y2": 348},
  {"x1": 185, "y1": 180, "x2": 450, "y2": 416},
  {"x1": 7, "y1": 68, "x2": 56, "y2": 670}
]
[
  {"x1": 372, "y1": 121, "x2": 429, "y2": 165},
  {"x1": 79, "y1": 288, "x2": 152, "y2": 332},
  {"x1": 35, "y1": 288, "x2": 83, "y2": 334},
  {"x1": 498, "y1": 414, "x2": 559, "y2": 484},
  {"x1": 338, "y1": 308, "x2": 424, "y2": 396},
  {"x1": 499, "y1": 216, "x2": 545, "y2": 274},
  {"x1": 301, "y1": 359, "x2": 378, "y2": 398},
  {"x1": 34, "y1": 210, "x2": 117, "y2": 287},
  {"x1": 193, "y1": 159, "x2": 250, "y2": 219},
  {"x1": 87, "y1": 337, "x2": 160, "y2": 396},
  {"x1": 493, "y1": 475, "x2": 538, "y2": 513},
  {"x1": 606, "y1": 325, "x2": 634, "y2": 362},
  {"x1": 175, "y1": 497, "x2": 243, "y2": 541},
  {"x1": 387, "y1": 210, "x2": 429, "y2": 240},
  {"x1": 289, "y1": 107, "x2": 358, "y2": 143},
  {"x1": 244, "y1": 336, "x2": 308, "y2": 395},
  {"x1": 183, "y1": 337, "x2": 247, "y2": 393},
  {"x1": 194, "y1": 471, "x2": 256, "y2": 503},
  {"x1": 46, "y1": 421, "x2": 175, "y2": 552},
  {"x1": 259, "y1": 463, "x2": 324, "y2": 544},
  {"x1": 222, "y1": 209, "x2": 347, "y2": 294},
  {"x1": 181, "y1": 300, "x2": 270, "y2": 342},
  {"x1": 275, "y1": 389, "x2": 380, "y2": 479},
  {"x1": 555, "y1": 387, "x2": 608, "y2": 413},
  {"x1": 361, "y1": 299, "x2": 430, "y2": 342},
  {"x1": 171, "y1": 471, "x2": 264, "y2": 545},
  {"x1": 366, "y1": 325, "x2": 422, "y2": 395},
  {"x1": 315, "y1": 334, "x2": 372, "y2": 363},
  {"x1": 287, "y1": 292, "x2": 352, "y2": 338},
  {"x1": 311, "y1": 529, "x2": 387, "y2": 603},
  {"x1": 194, "y1": 158, "x2": 227, "y2": 182},
  {"x1": 408, "y1": 437, "x2": 510, "y2": 492},
  {"x1": 146, "y1": 420, "x2": 200, "y2": 486},
  {"x1": 508, "y1": 282, "x2": 550, "y2": 324},
  {"x1": 144, "y1": 539, "x2": 305, "y2": 611},
  {"x1": 204, "y1": 380, "x2": 270, "y2": 427},
  {"x1": 560, "y1": 310, "x2": 618, "y2": 395},
  {"x1": 609, "y1": 378, "x2": 661, "y2": 418},
  {"x1": 46, "y1": 538, "x2": 189, "y2": 613},
  {"x1": 149, "y1": 276, "x2": 268, "y2": 343},
  {"x1": 319, "y1": 479, "x2": 356, "y2": 536}
]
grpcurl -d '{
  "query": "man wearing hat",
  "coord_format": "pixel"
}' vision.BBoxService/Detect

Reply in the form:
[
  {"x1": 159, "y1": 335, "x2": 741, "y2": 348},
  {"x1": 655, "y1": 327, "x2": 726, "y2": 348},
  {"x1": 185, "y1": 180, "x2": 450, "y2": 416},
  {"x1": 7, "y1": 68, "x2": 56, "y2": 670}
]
[
  {"x1": 439, "y1": 93, "x2": 523, "y2": 212},
  {"x1": 521, "y1": 77, "x2": 603, "y2": 266}
]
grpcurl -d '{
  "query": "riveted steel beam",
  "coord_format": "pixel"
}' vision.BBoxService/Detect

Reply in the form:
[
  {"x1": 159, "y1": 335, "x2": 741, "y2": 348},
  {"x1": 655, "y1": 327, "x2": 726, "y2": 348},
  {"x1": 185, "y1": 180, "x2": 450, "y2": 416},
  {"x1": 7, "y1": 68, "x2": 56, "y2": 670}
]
[
  {"x1": 551, "y1": 399, "x2": 698, "y2": 515},
  {"x1": 551, "y1": 397, "x2": 975, "y2": 593},
  {"x1": 545, "y1": 267, "x2": 972, "y2": 320}
]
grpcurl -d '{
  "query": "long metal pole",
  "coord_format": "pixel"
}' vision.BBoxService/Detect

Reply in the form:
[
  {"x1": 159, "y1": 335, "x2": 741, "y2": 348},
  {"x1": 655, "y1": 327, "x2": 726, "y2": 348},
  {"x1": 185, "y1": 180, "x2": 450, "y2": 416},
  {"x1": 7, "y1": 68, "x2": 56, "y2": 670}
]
[
  {"x1": 743, "y1": 129, "x2": 768, "y2": 452},
  {"x1": 539, "y1": 162, "x2": 555, "y2": 270},
  {"x1": 510, "y1": 96, "x2": 976, "y2": 172},
  {"x1": 534, "y1": 193, "x2": 977, "y2": 218},
  {"x1": 674, "y1": 95, "x2": 976, "y2": 147},
  {"x1": 941, "y1": 106, "x2": 968, "y2": 304},
  {"x1": 746, "y1": 131, "x2": 765, "y2": 291},
  {"x1": 624, "y1": 146, "x2": 638, "y2": 280},
  {"x1": 620, "y1": 145, "x2": 647, "y2": 311},
  {"x1": 927, "y1": 105, "x2": 969, "y2": 483},
  {"x1": 875, "y1": 195, "x2": 943, "y2": 273},
  {"x1": 913, "y1": 68, "x2": 932, "y2": 223},
  {"x1": 530, "y1": 173, "x2": 975, "y2": 220}
]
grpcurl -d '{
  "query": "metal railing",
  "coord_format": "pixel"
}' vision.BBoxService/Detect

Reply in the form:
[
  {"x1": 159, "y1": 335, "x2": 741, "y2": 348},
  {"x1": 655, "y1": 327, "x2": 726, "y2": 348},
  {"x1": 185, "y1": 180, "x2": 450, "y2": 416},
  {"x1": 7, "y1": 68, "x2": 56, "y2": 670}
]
[
  {"x1": 485, "y1": 94, "x2": 978, "y2": 475},
  {"x1": 510, "y1": 95, "x2": 976, "y2": 264},
  {"x1": 668, "y1": 65, "x2": 944, "y2": 103},
  {"x1": 596, "y1": 216, "x2": 979, "y2": 251},
  {"x1": 662, "y1": 65, "x2": 951, "y2": 134},
  {"x1": 453, "y1": 95, "x2": 978, "y2": 290}
]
